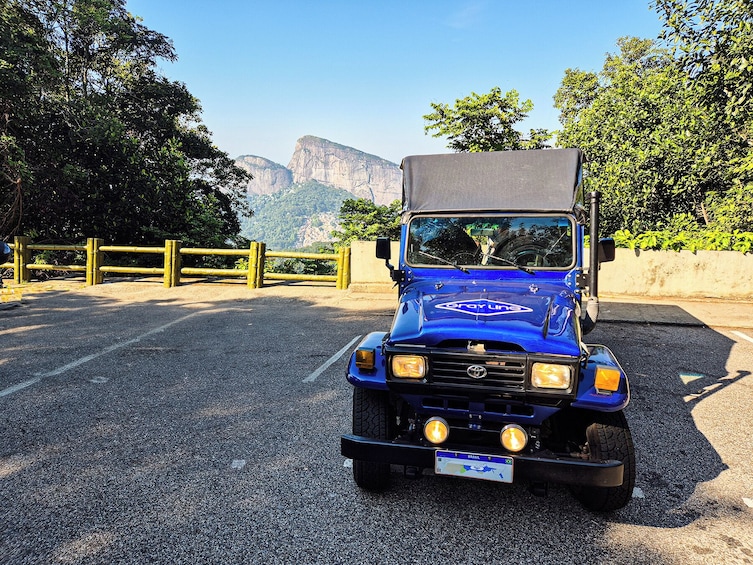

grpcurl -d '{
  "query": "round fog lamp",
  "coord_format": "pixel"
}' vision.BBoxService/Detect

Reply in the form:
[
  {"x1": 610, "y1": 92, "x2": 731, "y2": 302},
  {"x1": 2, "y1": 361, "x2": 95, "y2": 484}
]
[
  {"x1": 500, "y1": 424, "x2": 528, "y2": 452},
  {"x1": 423, "y1": 417, "x2": 449, "y2": 445}
]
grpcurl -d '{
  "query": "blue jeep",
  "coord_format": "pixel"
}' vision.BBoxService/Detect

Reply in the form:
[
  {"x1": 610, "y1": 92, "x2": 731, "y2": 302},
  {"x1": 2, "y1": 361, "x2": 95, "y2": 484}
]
[{"x1": 341, "y1": 149, "x2": 635, "y2": 511}]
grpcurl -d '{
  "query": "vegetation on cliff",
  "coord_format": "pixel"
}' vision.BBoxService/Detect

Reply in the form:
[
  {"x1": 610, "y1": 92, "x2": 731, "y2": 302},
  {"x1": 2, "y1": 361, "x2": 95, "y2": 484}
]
[{"x1": 241, "y1": 181, "x2": 351, "y2": 250}]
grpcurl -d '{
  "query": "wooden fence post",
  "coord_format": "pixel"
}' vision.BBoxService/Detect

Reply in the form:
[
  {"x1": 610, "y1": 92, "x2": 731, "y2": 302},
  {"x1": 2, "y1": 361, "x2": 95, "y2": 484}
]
[
  {"x1": 164, "y1": 240, "x2": 182, "y2": 288},
  {"x1": 343, "y1": 246, "x2": 351, "y2": 289},
  {"x1": 13, "y1": 236, "x2": 30, "y2": 284},
  {"x1": 336, "y1": 247, "x2": 352, "y2": 290},
  {"x1": 248, "y1": 242, "x2": 258, "y2": 288},
  {"x1": 163, "y1": 240, "x2": 172, "y2": 287},
  {"x1": 336, "y1": 247, "x2": 344, "y2": 290},
  {"x1": 256, "y1": 242, "x2": 266, "y2": 288},
  {"x1": 86, "y1": 238, "x2": 104, "y2": 285}
]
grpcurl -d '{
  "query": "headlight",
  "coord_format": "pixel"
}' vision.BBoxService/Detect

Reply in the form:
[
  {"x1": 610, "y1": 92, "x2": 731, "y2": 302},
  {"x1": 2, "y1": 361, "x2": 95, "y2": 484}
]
[
  {"x1": 423, "y1": 417, "x2": 449, "y2": 444},
  {"x1": 531, "y1": 362, "x2": 571, "y2": 389},
  {"x1": 391, "y1": 355, "x2": 426, "y2": 379},
  {"x1": 500, "y1": 424, "x2": 528, "y2": 452}
]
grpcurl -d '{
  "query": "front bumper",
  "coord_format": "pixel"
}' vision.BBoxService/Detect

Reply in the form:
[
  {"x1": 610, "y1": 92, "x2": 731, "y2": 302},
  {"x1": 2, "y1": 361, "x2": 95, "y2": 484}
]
[{"x1": 341, "y1": 434, "x2": 624, "y2": 488}]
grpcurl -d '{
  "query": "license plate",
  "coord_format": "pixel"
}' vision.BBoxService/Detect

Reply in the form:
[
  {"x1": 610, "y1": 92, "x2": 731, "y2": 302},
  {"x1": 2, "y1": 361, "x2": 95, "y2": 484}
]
[{"x1": 435, "y1": 450, "x2": 514, "y2": 483}]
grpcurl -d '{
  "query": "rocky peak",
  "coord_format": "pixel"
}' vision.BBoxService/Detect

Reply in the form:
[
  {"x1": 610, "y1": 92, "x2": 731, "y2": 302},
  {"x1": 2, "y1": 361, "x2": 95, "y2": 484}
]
[
  {"x1": 286, "y1": 136, "x2": 401, "y2": 205},
  {"x1": 235, "y1": 155, "x2": 293, "y2": 196}
]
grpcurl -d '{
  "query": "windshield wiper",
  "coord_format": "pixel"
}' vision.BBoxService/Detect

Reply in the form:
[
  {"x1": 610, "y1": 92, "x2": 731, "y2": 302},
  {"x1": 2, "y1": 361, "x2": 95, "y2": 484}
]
[
  {"x1": 542, "y1": 231, "x2": 568, "y2": 262},
  {"x1": 418, "y1": 251, "x2": 470, "y2": 274},
  {"x1": 481, "y1": 252, "x2": 535, "y2": 275}
]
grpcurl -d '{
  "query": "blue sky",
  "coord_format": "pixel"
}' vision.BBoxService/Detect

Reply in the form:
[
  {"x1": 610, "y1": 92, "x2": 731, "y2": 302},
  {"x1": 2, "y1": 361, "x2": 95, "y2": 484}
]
[{"x1": 125, "y1": 1, "x2": 665, "y2": 166}]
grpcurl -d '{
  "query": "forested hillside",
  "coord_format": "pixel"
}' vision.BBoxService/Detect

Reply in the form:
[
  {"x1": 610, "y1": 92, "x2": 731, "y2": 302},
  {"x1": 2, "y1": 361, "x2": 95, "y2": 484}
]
[{"x1": 240, "y1": 181, "x2": 353, "y2": 250}]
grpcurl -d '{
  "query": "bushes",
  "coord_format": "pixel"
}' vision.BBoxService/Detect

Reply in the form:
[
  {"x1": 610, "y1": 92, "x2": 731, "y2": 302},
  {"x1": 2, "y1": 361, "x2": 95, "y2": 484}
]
[{"x1": 612, "y1": 228, "x2": 753, "y2": 253}]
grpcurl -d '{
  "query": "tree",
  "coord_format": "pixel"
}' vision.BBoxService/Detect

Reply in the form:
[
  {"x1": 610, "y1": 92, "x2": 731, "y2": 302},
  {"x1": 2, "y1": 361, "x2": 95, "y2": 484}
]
[
  {"x1": 654, "y1": 0, "x2": 753, "y2": 231},
  {"x1": 0, "y1": 0, "x2": 56, "y2": 236},
  {"x1": 423, "y1": 87, "x2": 551, "y2": 152},
  {"x1": 332, "y1": 198, "x2": 401, "y2": 246},
  {"x1": 554, "y1": 37, "x2": 729, "y2": 235},
  {"x1": 0, "y1": 0, "x2": 251, "y2": 246}
]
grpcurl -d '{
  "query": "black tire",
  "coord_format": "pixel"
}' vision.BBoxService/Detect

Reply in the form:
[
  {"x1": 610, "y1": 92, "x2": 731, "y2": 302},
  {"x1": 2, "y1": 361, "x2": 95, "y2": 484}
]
[
  {"x1": 352, "y1": 387, "x2": 393, "y2": 491},
  {"x1": 572, "y1": 410, "x2": 636, "y2": 512}
]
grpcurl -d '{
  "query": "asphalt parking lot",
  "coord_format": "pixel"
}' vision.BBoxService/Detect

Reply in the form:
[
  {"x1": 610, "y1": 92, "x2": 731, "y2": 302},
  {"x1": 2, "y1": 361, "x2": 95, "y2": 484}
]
[{"x1": 1, "y1": 280, "x2": 752, "y2": 564}]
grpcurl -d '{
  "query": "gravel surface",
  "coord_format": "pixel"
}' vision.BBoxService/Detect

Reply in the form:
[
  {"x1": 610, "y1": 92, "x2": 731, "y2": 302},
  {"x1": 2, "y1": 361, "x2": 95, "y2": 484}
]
[{"x1": 0, "y1": 280, "x2": 752, "y2": 564}]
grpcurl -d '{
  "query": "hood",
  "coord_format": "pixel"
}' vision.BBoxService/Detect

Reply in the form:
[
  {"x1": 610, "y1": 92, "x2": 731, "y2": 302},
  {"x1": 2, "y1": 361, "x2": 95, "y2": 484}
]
[{"x1": 388, "y1": 280, "x2": 581, "y2": 357}]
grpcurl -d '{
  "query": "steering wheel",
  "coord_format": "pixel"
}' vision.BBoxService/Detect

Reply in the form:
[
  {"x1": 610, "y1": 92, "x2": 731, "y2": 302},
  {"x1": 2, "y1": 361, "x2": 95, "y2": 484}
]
[
  {"x1": 450, "y1": 251, "x2": 480, "y2": 265},
  {"x1": 493, "y1": 237, "x2": 552, "y2": 267}
]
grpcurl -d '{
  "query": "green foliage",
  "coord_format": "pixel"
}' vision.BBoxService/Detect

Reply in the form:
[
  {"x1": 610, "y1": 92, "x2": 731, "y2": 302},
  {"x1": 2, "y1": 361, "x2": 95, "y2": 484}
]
[
  {"x1": 654, "y1": 0, "x2": 753, "y2": 231},
  {"x1": 0, "y1": 0, "x2": 251, "y2": 245},
  {"x1": 267, "y1": 243, "x2": 337, "y2": 276},
  {"x1": 331, "y1": 198, "x2": 401, "y2": 246},
  {"x1": 240, "y1": 181, "x2": 352, "y2": 250},
  {"x1": 559, "y1": 4, "x2": 753, "y2": 238},
  {"x1": 704, "y1": 184, "x2": 753, "y2": 232},
  {"x1": 423, "y1": 87, "x2": 551, "y2": 152},
  {"x1": 613, "y1": 226, "x2": 753, "y2": 253},
  {"x1": 555, "y1": 37, "x2": 729, "y2": 236},
  {"x1": 655, "y1": 0, "x2": 753, "y2": 137}
]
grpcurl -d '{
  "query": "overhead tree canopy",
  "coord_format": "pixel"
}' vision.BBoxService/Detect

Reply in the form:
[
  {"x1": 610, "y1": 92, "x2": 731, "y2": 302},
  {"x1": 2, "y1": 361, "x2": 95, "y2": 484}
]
[
  {"x1": 0, "y1": 0, "x2": 251, "y2": 246},
  {"x1": 554, "y1": 36, "x2": 740, "y2": 235},
  {"x1": 423, "y1": 87, "x2": 551, "y2": 152},
  {"x1": 654, "y1": 0, "x2": 753, "y2": 231}
]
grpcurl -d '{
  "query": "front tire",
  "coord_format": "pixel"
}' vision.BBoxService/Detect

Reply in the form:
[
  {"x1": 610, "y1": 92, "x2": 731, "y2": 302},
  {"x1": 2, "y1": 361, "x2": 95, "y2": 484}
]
[
  {"x1": 572, "y1": 410, "x2": 636, "y2": 511},
  {"x1": 352, "y1": 387, "x2": 392, "y2": 491}
]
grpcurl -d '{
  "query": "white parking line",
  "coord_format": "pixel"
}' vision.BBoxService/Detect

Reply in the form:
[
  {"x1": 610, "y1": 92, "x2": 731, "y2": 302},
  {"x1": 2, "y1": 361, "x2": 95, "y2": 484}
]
[
  {"x1": 0, "y1": 310, "x2": 207, "y2": 398},
  {"x1": 303, "y1": 335, "x2": 362, "y2": 383},
  {"x1": 731, "y1": 330, "x2": 753, "y2": 344}
]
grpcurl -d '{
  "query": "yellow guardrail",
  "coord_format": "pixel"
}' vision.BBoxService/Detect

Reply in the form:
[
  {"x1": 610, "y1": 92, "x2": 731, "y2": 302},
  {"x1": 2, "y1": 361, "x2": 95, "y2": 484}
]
[{"x1": 0, "y1": 237, "x2": 351, "y2": 290}]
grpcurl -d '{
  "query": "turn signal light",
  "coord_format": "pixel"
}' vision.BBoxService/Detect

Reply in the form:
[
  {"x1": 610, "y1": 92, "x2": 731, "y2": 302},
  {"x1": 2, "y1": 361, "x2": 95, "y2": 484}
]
[
  {"x1": 355, "y1": 348, "x2": 375, "y2": 370},
  {"x1": 595, "y1": 366, "x2": 621, "y2": 393}
]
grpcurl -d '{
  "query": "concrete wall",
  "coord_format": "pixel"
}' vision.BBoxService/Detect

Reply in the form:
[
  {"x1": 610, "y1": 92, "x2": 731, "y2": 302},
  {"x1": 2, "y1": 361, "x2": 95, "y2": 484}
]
[
  {"x1": 349, "y1": 241, "x2": 753, "y2": 300},
  {"x1": 349, "y1": 240, "x2": 401, "y2": 294},
  {"x1": 599, "y1": 248, "x2": 753, "y2": 300}
]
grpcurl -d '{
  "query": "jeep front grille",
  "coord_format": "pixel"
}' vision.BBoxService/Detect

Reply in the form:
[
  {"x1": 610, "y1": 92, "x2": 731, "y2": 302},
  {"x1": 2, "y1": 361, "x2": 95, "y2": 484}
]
[{"x1": 430, "y1": 352, "x2": 526, "y2": 391}]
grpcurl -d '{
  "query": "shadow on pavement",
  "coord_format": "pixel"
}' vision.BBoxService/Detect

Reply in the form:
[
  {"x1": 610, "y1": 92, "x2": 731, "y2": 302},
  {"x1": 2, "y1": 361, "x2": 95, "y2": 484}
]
[{"x1": 587, "y1": 302, "x2": 746, "y2": 529}]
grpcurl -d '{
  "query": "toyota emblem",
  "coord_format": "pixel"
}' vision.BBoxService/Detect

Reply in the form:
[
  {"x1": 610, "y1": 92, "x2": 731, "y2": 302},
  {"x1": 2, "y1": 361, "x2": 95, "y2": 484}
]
[{"x1": 466, "y1": 365, "x2": 487, "y2": 379}]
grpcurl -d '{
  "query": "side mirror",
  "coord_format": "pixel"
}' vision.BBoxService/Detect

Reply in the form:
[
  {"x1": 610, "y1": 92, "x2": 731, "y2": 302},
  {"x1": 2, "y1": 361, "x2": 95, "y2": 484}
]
[
  {"x1": 376, "y1": 237, "x2": 391, "y2": 260},
  {"x1": 598, "y1": 238, "x2": 615, "y2": 263},
  {"x1": 375, "y1": 237, "x2": 404, "y2": 283}
]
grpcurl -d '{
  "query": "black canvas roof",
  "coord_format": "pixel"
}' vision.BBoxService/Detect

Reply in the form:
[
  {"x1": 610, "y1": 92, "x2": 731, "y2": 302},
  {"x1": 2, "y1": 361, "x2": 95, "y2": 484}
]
[{"x1": 400, "y1": 148, "x2": 583, "y2": 215}]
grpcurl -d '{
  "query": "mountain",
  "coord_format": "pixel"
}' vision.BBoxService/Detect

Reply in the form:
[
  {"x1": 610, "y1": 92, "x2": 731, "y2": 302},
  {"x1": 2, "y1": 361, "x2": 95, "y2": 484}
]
[
  {"x1": 235, "y1": 135, "x2": 402, "y2": 249},
  {"x1": 235, "y1": 156, "x2": 293, "y2": 196},
  {"x1": 287, "y1": 136, "x2": 401, "y2": 206}
]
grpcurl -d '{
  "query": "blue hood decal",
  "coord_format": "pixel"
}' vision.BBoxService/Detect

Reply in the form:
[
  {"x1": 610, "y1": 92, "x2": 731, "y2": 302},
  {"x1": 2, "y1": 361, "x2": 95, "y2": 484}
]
[{"x1": 388, "y1": 281, "x2": 581, "y2": 357}]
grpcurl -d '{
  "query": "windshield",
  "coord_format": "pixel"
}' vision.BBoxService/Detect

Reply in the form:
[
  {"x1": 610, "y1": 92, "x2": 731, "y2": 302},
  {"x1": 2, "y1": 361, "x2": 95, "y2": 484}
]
[{"x1": 406, "y1": 215, "x2": 575, "y2": 270}]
